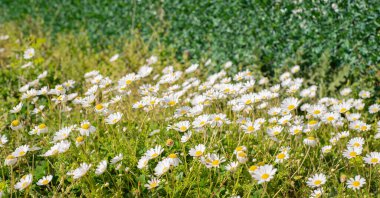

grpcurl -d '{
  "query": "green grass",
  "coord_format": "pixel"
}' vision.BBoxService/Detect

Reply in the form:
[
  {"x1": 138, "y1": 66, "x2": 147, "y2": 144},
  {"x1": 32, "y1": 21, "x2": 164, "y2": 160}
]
[{"x1": 0, "y1": 22, "x2": 379, "y2": 197}]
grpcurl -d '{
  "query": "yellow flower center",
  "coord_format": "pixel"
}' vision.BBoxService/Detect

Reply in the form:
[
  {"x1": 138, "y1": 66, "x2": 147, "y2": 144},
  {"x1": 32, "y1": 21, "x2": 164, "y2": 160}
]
[
  {"x1": 235, "y1": 146, "x2": 243, "y2": 152},
  {"x1": 214, "y1": 117, "x2": 221, "y2": 121},
  {"x1": 349, "y1": 151, "x2": 357, "y2": 157},
  {"x1": 179, "y1": 126, "x2": 187, "y2": 132},
  {"x1": 95, "y1": 104, "x2": 103, "y2": 110},
  {"x1": 237, "y1": 152, "x2": 247, "y2": 158},
  {"x1": 261, "y1": 173, "x2": 270, "y2": 180},
  {"x1": 361, "y1": 125, "x2": 367, "y2": 131},
  {"x1": 22, "y1": 182, "x2": 28, "y2": 188},
  {"x1": 245, "y1": 100, "x2": 252, "y2": 105},
  {"x1": 277, "y1": 153, "x2": 286, "y2": 159},
  {"x1": 247, "y1": 126, "x2": 254, "y2": 132},
  {"x1": 19, "y1": 151, "x2": 26, "y2": 156},
  {"x1": 76, "y1": 136, "x2": 84, "y2": 142},
  {"x1": 313, "y1": 110, "x2": 321, "y2": 115},
  {"x1": 308, "y1": 136, "x2": 315, "y2": 141},
  {"x1": 211, "y1": 160, "x2": 220, "y2": 166},
  {"x1": 353, "y1": 142, "x2": 360, "y2": 147},
  {"x1": 38, "y1": 124, "x2": 47, "y2": 129},
  {"x1": 340, "y1": 108, "x2": 347, "y2": 113},
  {"x1": 168, "y1": 100, "x2": 176, "y2": 106},
  {"x1": 294, "y1": 129, "x2": 301, "y2": 134},
  {"x1": 150, "y1": 182, "x2": 158, "y2": 188},
  {"x1": 352, "y1": 181, "x2": 360, "y2": 187},
  {"x1": 11, "y1": 120, "x2": 20, "y2": 126},
  {"x1": 168, "y1": 153, "x2": 177, "y2": 158},
  {"x1": 195, "y1": 151, "x2": 203, "y2": 156},
  {"x1": 287, "y1": 105, "x2": 295, "y2": 111},
  {"x1": 249, "y1": 165, "x2": 258, "y2": 171},
  {"x1": 6, "y1": 155, "x2": 15, "y2": 160},
  {"x1": 81, "y1": 123, "x2": 90, "y2": 129},
  {"x1": 327, "y1": 117, "x2": 334, "y2": 121},
  {"x1": 314, "y1": 180, "x2": 321, "y2": 185},
  {"x1": 151, "y1": 153, "x2": 158, "y2": 158},
  {"x1": 309, "y1": 120, "x2": 317, "y2": 125},
  {"x1": 42, "y1": 179, "x2": 49, "y2": 185},
  {"x1": 125, "y1": 80, "x2": 132, "y2": 85},
  {"x1": 371, "y1": 158, "x2": 378, "y2": 163}
]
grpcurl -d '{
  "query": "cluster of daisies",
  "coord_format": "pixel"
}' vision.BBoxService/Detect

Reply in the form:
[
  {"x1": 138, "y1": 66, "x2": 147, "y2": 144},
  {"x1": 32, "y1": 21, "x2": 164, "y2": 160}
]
[{"x1": 1, "y1": 46, "x2": 379, "y2": 197}]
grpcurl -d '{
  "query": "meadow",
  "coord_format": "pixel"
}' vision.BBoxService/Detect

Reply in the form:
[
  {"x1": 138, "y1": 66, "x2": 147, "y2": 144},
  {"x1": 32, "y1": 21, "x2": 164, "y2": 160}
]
[{"x1": 0, "y1": 1, "x2": 380, "y2": 197}]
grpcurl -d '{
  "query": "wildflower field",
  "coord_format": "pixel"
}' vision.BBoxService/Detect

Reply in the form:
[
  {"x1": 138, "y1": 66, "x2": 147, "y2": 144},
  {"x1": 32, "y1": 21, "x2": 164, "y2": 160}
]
[{"x1": 0, "y1": 1, "x2": 380, "y2": 198}]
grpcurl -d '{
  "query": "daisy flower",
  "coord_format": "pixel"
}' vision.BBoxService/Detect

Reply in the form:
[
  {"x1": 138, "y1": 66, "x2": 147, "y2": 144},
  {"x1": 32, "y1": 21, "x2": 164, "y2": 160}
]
[
  {"x1": 12, "y1": 145, "x2": 29, "y2": 157},
  {"x1": 363, "y1": 152, "x2": 380, "y2": 165},
  {"x1": 137, "y1": 156, "x2": 150, "y2": 169},
  {"x1": 23, "y1": 48, "x2": 35, "y2": 59},
  {"x1": 67, "y1": 163, "x2": 92, "y2": 180},
  {"x1": 37, "y1": 175, "x2": 53, "y2": 186},
  {"x1": 347, "y1": 175, "x2": 366, "y2": 190},
  {"x1": 241, "y1": 121, "x2": 260, "y2": 134},
  {"x1": 95, "y1": 160, "x2": 108, "y2": 175},
  {"x1": 306, "y1": 173, "x2": 327, "y2": 188},
  {"x1": 225, "y1": 161, "x2": 239, "y2": 172},
  {"x1": 347, "y1": 137, "x2": 364, "y2": 149},
  {"x1": 343, "y1": 147, "x2": 362, "y2": 159},
  {"x1": 310, "y1": 188, "x2": 323, "y2": 198},
  {"x1": 111, "y1": 154, "x2": 123, "y2": 164},
  {"x1": 167, "y1": 153, "x2": 182, "y2": 166},
  {"x1": 0, "y1": 134, "x2": 8, "y2": 147},
  {"x1": 146, "y1": 145, "x2": 164, "y2": 159},
  {"x1": 52, "y1": 126, "x2": 73, "y2": 142},
  {"x1": 94, "y1": 103, "x2": 108, "y2": 113},
  {"x1": 145, "y1": 178, "x2": 160, "y2": 190},
  {"x1": 369, "y1": 104, "x2": 380, "y2": 114},
  {"x1": 189, "y1": 144, "x2": 206, "y2": 157},
  {"x1": 340, "y1": 88, "x2": 352, "y2": 96},
  {"x1": 180, "y1": 131, "x2": 192, "y2": 143},
  {"x1": 5, "y1": 154, "x2": 18, "y2": 166},
  {"x1": 173, "y1": 121, "x2": 191, "y2": 132},
  {"x1": 303, "y1": 136, "x2": 318, "y2": 147},
  {"x1": 281, "y1": 97, "x2": 300, "y2": 111},
  {"x1": 359, "y1": 90, "x2": 370, "y2": 98},
  {"x1": 10, "y1": 119, "x2": 23, "y2": 130},
  {"x1": 15, "y1": 174, "x2": 33, "y2": 190},
  {"x1": 321, "y1": 145, "x2": 332, "y2": 154},
  {"x1": 79, "y1": 120, "x2": 96, "y2": 136},
  {"x1": 41, "y1": 140, "x2": 71, "y2": 157},
  {"x1": 275, "y1": 151, "x2": 289, "y2": 163},
  {"x1": 154, "y1": 158, "x2": 171, "y2": 176},
  {"x1": 105, "y1": 112, "x2": 123, "y2": 124},
  {"x1": 201, "y1": 153, "x2": 226, "y2": 168},
  {"x1": 10, "y1": 102, "x2": 23, "y2": 113},
  {"x1": 252, "y1": 164, "x2": 277, "y2": 184}
]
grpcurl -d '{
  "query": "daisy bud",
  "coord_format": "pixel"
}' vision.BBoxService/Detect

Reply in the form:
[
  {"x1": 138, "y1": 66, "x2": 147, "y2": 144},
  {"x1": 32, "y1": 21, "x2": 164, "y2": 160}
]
[
  {"x1": 166, "y1": 139, "x2": 174, "y2": 147},
  {"x1": 340, "y1": 174, "x2": 347, "y2": 183}
]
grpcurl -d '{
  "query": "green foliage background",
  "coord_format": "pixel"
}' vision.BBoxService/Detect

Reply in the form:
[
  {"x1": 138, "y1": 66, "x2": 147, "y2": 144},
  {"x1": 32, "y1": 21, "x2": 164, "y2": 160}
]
[{"x1": 0, "y1": 0, "x2": 379, "y2": 96}]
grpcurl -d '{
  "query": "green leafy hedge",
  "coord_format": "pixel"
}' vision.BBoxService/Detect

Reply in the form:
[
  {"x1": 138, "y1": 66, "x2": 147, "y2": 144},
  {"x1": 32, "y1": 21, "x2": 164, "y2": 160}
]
[{"x1": 0, "y1": 0, "x2": 379, "y2": 96}]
